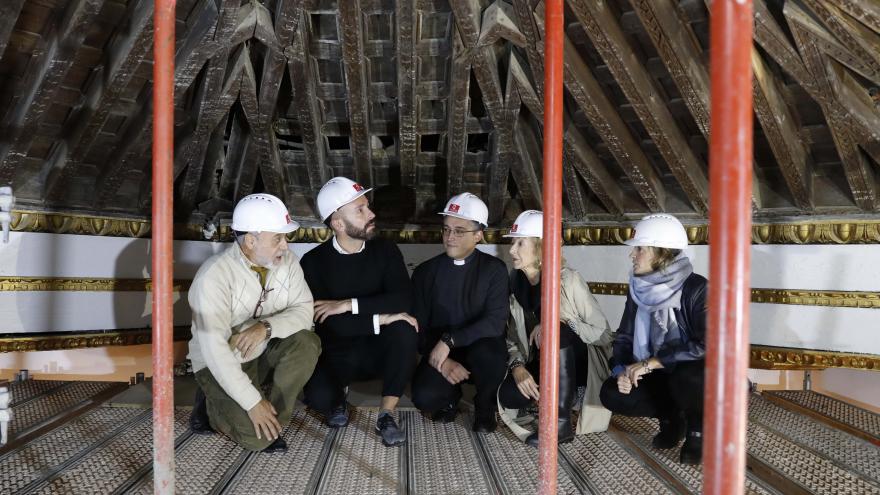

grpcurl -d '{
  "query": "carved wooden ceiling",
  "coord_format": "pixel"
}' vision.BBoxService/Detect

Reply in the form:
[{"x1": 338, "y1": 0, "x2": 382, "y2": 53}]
[{"x1": 1, "y1": 0, "x2": 879, "y2": 228}]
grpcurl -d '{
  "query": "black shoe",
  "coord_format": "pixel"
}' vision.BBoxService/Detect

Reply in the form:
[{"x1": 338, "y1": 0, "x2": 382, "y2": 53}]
[
  {"x1": 472, "y1": 413, "x2": 497, "y2": 433},
  {"x1": 325, "y1": 403, "x2": 350, "y2": 428},
  {"x1": 262, "y1": 437, "x2": 288, "y2": 453},
  {"x1": 652, "y1": 414, "x2": 686, "y2": 449},
  {"x1": 526, "y1": 346, "x2": 578, "y2": 447},
  {"x1": 679, "y1": 431, "x2": 703, "y2": 464},
  {"x1": 432, "y1": 403, "x2": 458, "y2": 423},
  {"x1": 190, "y1": 387, "x2": 215, "y2": 435},
  {"x1": 376, "y1": 413, "x2": 406, "y2": 447}
]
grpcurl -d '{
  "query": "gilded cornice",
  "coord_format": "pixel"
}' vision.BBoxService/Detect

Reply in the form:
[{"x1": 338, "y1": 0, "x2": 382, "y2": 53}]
[
  {"x1": 588, "y1": 283, "x2": 880, "y2": 309},
  {"x1": 0, "y1": 327, "x2": 191, "y2": 353},
  {"x1": 750, "y1": 346, "x2": 880, "y2": 371},
  {"x1": 9, "y1": 209, "x2": 880, "y2": 244},
  {"x1": 0, "y1": 277, "x2": 191, "y2": 292}
]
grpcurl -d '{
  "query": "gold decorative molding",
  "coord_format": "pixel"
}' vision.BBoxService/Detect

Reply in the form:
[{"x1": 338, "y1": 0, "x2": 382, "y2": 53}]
[
  {"x1": 0, "y1": 327, "x2": 192, "y2": 353},
  {"x1": 0, "y1": 277, "x2": 191, "y2": 292},
  {"x1": 750, "y1": 346, "x2": 880, "y2": 371},
  {"x1": 10, "y1": 209, "x2": 880, "y2": 244},
  {"x1": 588, "y1": 282, "x2": 880, "y2": 309}
]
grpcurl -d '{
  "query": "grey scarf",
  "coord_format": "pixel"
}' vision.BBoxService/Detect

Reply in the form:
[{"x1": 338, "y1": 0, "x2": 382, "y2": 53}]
[{"x1": 629, "y1": 254, "x2": 693, "y2": 361}]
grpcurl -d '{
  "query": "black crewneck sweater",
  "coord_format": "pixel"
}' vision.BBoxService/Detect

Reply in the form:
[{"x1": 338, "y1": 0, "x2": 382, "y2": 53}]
[{"x1": 300, "y1": 237, "x2": 412, "y2": 344}]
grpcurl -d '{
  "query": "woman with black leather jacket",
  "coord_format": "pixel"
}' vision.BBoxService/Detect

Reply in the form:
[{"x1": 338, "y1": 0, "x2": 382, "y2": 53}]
[{"x1": 599, "y1": 214, "x2": 708, "y2": 465}]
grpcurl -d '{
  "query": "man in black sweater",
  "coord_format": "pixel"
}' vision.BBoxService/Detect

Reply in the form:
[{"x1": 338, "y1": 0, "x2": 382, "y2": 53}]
[
  {"x1": 301, "y1": 177, "x2": 419, "y2": 447},
  {"x1": 410, "y1": 193, "x2": 509, "y2": 432}
]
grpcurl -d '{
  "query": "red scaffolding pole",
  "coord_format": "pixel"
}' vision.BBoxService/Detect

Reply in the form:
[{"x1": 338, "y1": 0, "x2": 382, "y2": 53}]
[
  {"x1": 538, "y1": 0, "x2": 564, "y2": 492},
  {"x1": 152, "y1": 0, "x2": 176, "y2": 493},
  {"x1": 705, "y1": 1, "x2": 754, "y2": 494}
]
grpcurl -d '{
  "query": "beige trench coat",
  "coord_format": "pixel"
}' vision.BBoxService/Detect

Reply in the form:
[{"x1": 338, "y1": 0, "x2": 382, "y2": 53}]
[{"x1": 497, "y1": 267, "x2": 615, "y2": 441}]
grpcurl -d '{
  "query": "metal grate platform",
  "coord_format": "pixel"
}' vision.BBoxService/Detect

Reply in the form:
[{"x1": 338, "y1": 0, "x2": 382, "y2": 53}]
[
  {"x1": 2, "y1": 380, "x2": 880, "y2": 494},
  {"x1": 7, "y1": 380, "x2": 70, "y2": 406},
  {"x1": 764, "y1": 390, "x2": 880, "y2": 445}
]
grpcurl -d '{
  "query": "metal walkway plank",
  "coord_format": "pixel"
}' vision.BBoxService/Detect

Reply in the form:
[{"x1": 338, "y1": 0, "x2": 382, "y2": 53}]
[
  {"x1": 8, "y1": 380, "x2": 71, "y2": 407},
  {"x1": 222, "y1": 408, "x2": 335, "y2": 495},
  {"x1": 610, "y1": 416, "x2": 779, "y2": 495},
  {"x1": 764, "y1": 390, "x2": 880, "y2": 446},
  {"x1": 314, "y1": 408, "x2": 403, "y2": 494},
  {"x1": 473, "y1": 418, "x2": 582, "y2": 494},
  {"x1": 749, "y1": 393, "x2": 880, "y2": 484},
  {"x1": 407, "y1": 409, "x2": 496, "y2": 494},
  {"x1": 561, "y1": 426, "x2": 677, "y2": 495},
  {"x1": 0, "y1": 406, "x2": 144, "y2": 493}
]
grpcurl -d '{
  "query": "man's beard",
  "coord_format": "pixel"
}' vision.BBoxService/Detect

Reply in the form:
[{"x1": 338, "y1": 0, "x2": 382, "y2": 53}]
[{"x1": 343, "y1": 219, "x2": 377, "y2": 241}]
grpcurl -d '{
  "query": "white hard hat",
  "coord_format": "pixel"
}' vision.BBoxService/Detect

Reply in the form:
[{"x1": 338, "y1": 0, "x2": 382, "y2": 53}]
[
  {"x1": 439, "y1": 192, "x2": 489, "y2": 227},
  {"x1": 624, "y1": 214, "x2": 689, "y2": 250},
  {"x1": 231, "y1": 193, "x2": 299, "y2": 233},
  {"x1": 504, "y1": 210, "x2": 543, "y2": 238},
  {"x1": 317, "y1": 177, "x2": 373, "y2": 221}
]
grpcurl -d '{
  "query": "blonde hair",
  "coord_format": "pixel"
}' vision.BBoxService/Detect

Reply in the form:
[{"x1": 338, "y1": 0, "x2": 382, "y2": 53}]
[{"x1": 650, "y1": 247, "x2": 682, "y2": 272}]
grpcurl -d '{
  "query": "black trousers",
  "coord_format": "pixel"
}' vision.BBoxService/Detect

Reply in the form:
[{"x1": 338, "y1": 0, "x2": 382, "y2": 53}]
[
  {"x1": 304, "y1": 321, "x2": 417, "y2": 414},
  {"x1": 497, "y1": 326, "x2": 589, "y2": 410},
  {"x1": 599, "y1": 359, "x2": 705, "y2": 431},
  {"x1": 411, "y1": 336, "x2": 507, "y2": 419}
]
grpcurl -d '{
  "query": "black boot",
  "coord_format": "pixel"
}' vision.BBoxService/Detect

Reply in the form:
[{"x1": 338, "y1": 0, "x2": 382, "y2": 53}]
[
  {"x1": 526, "y1": 346, "x2": 577, "y2": 447},
  {"x1": 679, "y1": 430, "x2": 702, "y2": 464},
  {"x1": 190, "y1": 387, "x2": 215, "y2": 434},
  {"x1": 652, "y1": 412, "x2": 685, "y2": 449}
]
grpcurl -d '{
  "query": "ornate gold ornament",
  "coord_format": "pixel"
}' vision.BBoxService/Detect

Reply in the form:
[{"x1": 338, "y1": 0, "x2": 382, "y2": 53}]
[
  {"x1": 750, "y1": 346, "x2": 880, "y2": 371},
  {"x1": 0, "y1": 277, "x2": 190, "y2": 292},
  {"x1": 0, "y1": 327, "x2": 192, "y2": 353},
  {"x1": 10, "y1": 209, "x2": 880, "y2": 244}
]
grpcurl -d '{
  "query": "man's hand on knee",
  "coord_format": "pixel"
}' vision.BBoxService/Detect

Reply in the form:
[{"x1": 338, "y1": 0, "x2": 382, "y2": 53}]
[
  {"x1": 440, "y1": 359, "x2": 470, "y2": 385},
  {"x1": 617, "y1": 375, "x2": 633, "y2": 395},
  {"x1": 314, "y1": 299, "x2": 352, "y2": 323},
  {"x1": 248, "y1": 399, "x2": 282, "y2": 441},
  {"x1": 230, "y1": 323, "x2": 269, "y2": 359},
  {"x1": 377, "y1": 312, "x2": 419, "y2": 332}
]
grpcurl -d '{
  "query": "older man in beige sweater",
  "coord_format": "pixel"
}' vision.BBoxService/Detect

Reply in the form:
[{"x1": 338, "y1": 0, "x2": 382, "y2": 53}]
[{"x1": 187, "y1": 193, "x2": 320, "y2": 452}]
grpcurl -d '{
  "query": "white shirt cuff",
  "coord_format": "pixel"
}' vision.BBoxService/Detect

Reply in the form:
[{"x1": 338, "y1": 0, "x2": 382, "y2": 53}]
[
  {"x1": 372, "y1": 314, "x2": 381, "y2": 335},
  {"x1": 351, "y1": 298, "x2": 359, "y2": 314}
]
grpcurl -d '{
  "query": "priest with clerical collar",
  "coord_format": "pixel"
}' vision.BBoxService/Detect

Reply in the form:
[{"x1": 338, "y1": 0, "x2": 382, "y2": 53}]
[{"x1": 410, "y1": 193, "x2": 510, "y2": 433}]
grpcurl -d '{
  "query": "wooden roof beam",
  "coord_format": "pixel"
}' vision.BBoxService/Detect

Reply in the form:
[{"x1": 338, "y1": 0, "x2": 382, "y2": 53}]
[
  {"x1": 833, "y1": 0, "x2": 880, "y2": 35},
  {"x1": 0, "y1": 0, "x2": 26, "y2": 59},
  {"x1": 787, "y1": 3, "x2": 877, "y2": 210},
  {"x1": 44, "y1": 0, "x2": 155, "y2": 203},
  {"x1": 511, "y1": 0, "x2": 544, "y2": 99},
  {"x1": 445, "y1": 31, "x2": 471, "y2": 198},
  {"x1": 0, "y1": 0, "x2": 106, "y2": 186},
  {"x1": 752, "y1": 48, "x2": 813, "y2": 209},
  {"x1": 286, "y1": 15, "x2": 330, "y2": 206},
  {"x1": 338, "y1": 0, "x2": 373, "y2": 185},
  {"x1": 395, "y1": 0, "x2": 417, "y2": 187},
  {"x1": 563, "y1": 117, "x2": 627, "y2": 216},
  {"x1": 752, "y1": 0, "x2": 819, "y2": 101},
  {"x1": 569, "y1": 0, "x2": 708, "y2": 214},
  {"x1": 801, "y1": 0, "x2": 880, "y2": 86}
]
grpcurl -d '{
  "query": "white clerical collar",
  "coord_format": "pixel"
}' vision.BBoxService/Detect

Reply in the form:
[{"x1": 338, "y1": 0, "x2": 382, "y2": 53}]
[
  {"x1": 332, "y1": 235, "x2": 366, "y2": 255},
  {"x1": 450, "y1": 250, "x2": 477, "y2": 266}
]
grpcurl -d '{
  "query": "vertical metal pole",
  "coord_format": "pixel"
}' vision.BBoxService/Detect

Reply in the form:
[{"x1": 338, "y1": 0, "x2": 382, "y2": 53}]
[
  {"x1": 538, "y1": 0, "x2": 564, "y2": 492},
  {"x1": 152, "y1": 0, "x2": 176, "y2": 493},
  {"x1": 705, "y1": 1, "x2": 753, "y2": 494}
]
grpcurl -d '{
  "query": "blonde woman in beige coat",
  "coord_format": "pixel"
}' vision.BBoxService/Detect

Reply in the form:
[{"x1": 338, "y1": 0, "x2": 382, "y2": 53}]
[{"x1": 497, "y1": 210, "x2": 615, "y2": 446}]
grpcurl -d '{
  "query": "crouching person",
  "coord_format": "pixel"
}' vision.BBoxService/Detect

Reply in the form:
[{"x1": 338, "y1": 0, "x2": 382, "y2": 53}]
[
  {"x1": 497, "y1": 210, "x2": 614, "y2": 446},
  {"x1": 187, "y1": 193, "x2": 321, "y2": 452}
]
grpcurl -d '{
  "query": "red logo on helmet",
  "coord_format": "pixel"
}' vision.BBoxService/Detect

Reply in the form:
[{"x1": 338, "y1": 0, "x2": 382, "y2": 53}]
[
  {"x1": 285, "y1": 213, "x2": 292, "y2": 224},
  {"x1": 352, "y1": 183, "x2": 364, "y2": 192},
  {"x1": 448, "y1": 204, "x2": 460, "y2": 213},
  {"x1": 511, "y1": 224, "x2": 518, "y2": 232}
]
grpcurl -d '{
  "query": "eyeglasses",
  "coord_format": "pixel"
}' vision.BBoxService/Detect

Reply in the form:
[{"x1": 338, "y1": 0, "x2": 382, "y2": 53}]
[
  {"x1": 441, "y1": 226, "x2": 480, "y2": 238},
  {"x1": 252, "y1": 287, "x2": 275, "y2": 319}
]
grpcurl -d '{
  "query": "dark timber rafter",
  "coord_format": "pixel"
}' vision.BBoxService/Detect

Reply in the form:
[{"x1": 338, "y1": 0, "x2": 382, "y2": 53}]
[
  {"x1": 96, "y1": 0, "x2": 241, "y2": 208},
  {"x1": 569, "y1": 0, "x2": 708, "y2": 214},
  {"x1": 833, "y1": 0, "x2": 880, "y2": 35},
  {"x1": 445, "y1": 30, "x2": 471, "y2": 198},
  {"x1": 508, "y1": 34, "x2": 626, "y2": 217},
  {"x1": 338, "y1": 0, "x2": 373, "y2": 185},
  {"x1": 449, "y1": 0, "x2": 539, "y2": 220},
  {"x1": 0, "y1": 0, "x2": 106, "y2": 186},
  {"x1": 396, "y1": 0, "x2": 417, "y2": 187},
  {"x1": 801, "y1": 0, "x2": 880, "y2": 86},
  {"x1": 44, "y1": 0, "x2": 155, "y2": 203},
  {"x1": 511, "y1": 0, "x2": 544, "y2": 99},
  {"x1": 286, "y1": 11, "x2": 330, "y2": 202},
  {"x1": 786, "y1": 2, "x2": 878, "y2": 211},
  {"x1": 0, "y1": 0, "x2": 26, "y2": 58},
  {"x1": 784, "y1": 4, "x2": 877, "y2": 210}
]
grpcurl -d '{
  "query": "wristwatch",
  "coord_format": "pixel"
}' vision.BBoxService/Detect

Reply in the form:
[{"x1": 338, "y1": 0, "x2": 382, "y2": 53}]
[
  {"x1": 440, "y1": 332, "x2": 455, "y2": 349},
  {"x1": 260, "y1": 320, "x2": 273, "y2": 340}
]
